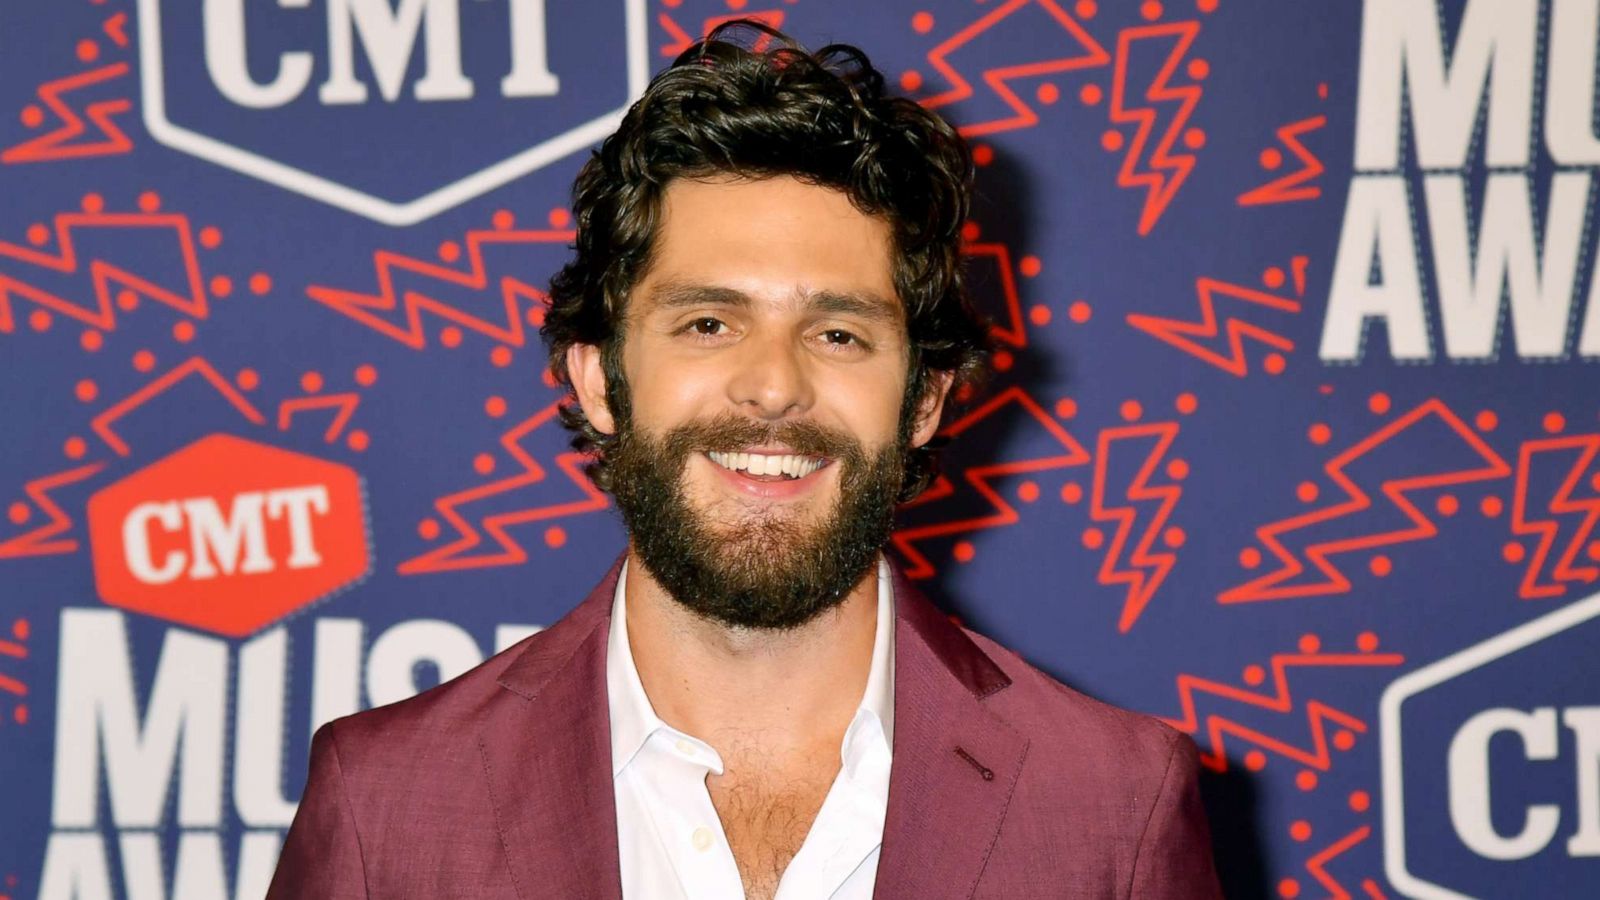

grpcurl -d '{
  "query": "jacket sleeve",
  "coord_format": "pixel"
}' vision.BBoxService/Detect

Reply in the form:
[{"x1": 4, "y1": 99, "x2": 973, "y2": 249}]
[
  {"x1": 267, "y1": 722, "x2": 371, "y2": 900},
  {"x1": 1127, "y1": 732, "x2": 1224, "y2": 900}
]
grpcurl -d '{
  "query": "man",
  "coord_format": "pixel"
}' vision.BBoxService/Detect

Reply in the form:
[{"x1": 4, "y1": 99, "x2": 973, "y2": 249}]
[{"x1": 269, "y1": 25, "x2": 1222, "y2": 900}]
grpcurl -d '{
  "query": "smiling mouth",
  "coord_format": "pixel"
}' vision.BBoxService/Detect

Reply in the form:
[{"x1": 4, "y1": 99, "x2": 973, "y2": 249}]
[{"x1": 706, "y1": 450, "x2": 828, "y2": 481}]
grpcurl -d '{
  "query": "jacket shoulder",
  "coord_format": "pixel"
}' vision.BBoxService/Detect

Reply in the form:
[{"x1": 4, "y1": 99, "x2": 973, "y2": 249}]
[
  {"x1": 324, "y1": 575, "x2": 613, "y2": 756},
  {"x1": 960, "y1": 628, "x2": 1222, "y2": 898},
  {"x1": 320, "y1": 632, "x2": 532, "y2": 762},
  {"x1": 324, "y1": 559, "x2": 622, "y2": 758},
  {"x1": 964, "y1": 627, "x2": 1190, "y2": 778}
]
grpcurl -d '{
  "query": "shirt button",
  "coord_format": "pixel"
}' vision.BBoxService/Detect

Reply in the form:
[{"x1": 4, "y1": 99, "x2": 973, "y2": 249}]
[
  {"x1": 691, "y1": 827, "x2": 714, "y2": 852},
  {"x1": 675, "y1": 739, "x2": 696, "y2": 756}
]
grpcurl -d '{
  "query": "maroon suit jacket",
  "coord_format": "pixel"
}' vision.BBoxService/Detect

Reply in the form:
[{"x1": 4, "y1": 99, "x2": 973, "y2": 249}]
[{"x1": 268, "y1": 559, "x2": 1223, "y2": 898}]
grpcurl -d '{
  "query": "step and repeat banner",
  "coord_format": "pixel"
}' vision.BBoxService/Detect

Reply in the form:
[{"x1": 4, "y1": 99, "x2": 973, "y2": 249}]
[{"x1": 2, "y1": 1, "x2": 1597, "y2": 897}]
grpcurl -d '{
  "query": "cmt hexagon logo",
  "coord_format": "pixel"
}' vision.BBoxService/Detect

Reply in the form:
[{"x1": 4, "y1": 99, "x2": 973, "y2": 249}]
[
  {"x1": 136, "y1": 0, "x2": 648, "y2": 224},
  {"x1": 1380, "y1": 590, "x2": 1600, "y2": 899},
  {"x1": 87, "y1": 434, "x2": 371, "y2": 637}
]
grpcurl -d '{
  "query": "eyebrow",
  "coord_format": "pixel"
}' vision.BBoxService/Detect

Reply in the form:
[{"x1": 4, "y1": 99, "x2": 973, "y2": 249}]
[{"x1": 643, "y1": 281, "x2": 903, "y2": 326}]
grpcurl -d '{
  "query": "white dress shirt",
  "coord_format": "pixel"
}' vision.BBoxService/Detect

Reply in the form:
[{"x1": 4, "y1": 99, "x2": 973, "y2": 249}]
[{"x1": 607, "y1": 558, "x2": 896, "y2": 900}]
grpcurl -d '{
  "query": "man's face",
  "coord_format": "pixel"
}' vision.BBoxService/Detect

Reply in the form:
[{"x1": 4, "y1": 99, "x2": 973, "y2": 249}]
[{"x1": 568, "y1": 175, "x2": 949, "y2": 629}]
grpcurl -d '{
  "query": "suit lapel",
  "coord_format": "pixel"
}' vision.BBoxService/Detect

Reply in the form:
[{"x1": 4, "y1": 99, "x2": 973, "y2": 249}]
[
  {"x1": 875, "y1": 568, "x2": 1030, "y2": 899},
  {"x1": 474, "y1": 557, "x2": 1028, "y2": 900},
  {"x1": 478, "y1": 558, "x2": 625, "y2": 900}
]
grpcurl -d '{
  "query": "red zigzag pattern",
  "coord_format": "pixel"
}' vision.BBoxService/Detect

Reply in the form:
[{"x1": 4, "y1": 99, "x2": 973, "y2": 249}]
[
  {"x1": 398, "y1": 403, "x2": 609, "y2": 575},
  {"x1": 1163, "y1": 644, "x2": 1404, "y2": 773},
  {"x1": 307, "y1": 226, "x2": 573, "y2": 350}
]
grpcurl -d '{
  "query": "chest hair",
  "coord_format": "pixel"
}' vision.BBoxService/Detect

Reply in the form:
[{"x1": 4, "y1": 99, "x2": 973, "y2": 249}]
[{"x1": 708, "y1": 759, "x2": 838, "y2": 900}]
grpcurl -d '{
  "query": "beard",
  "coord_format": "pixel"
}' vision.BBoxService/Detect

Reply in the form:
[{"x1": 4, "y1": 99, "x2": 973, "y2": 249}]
[{"x1": 606, "y1": 410, "x2": 907, "y2": 631}]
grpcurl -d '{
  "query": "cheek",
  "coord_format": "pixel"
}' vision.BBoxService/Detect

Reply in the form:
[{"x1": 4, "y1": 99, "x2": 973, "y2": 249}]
[
  {"x1": 820, "y1": 366, "x2": 907, "y2": 444},
  {"x1": 619, "y1": 343, "x2": 707, "y2": 426}
]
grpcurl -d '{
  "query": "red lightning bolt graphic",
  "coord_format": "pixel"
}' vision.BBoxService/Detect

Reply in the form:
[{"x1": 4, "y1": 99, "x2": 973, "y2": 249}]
[
  {"x1": 308, "y1": 227, "x2": 570, "y2": 350},
  {"x1": 1221, "y1": 400, "x2": 1512, "y2": 604},
  {"x1": 399, "y1": 403, "x2": 609, "y2": 574},
  {"x1": 919, "y1": 0, "x2": 1109, "y2": 136},
  {"x1": 1237, "y1": 114, "x2": 1326, "y2": 206},
  {"x1": 1164, "y1": 644, "x2": 1404, "y2": 773},
  {"x1": 0, "y1": 209, "x2": 209, "y2": 334},
  {"x1": 892, "y1": 387, "x2": 1090, "y2": 578},
  {"x1": 1510, "y1": 435, "x2": 1600, "y2": 599},
  {"x1": 2, "y1": 63, "x2": 133, "y2": 164},
  {"x1": 1107, "y1": 21, "x2": 1201, "y2": 235},
  {"x1": 1126, "y1": 272, "x2": 1302, "y2": 377},
  {"x1": 1089, "y1": 421, "x2": 1181, "y2": 632},
  {"x1": 0, "y1": 463, "x2": 107, "y2": 559}
]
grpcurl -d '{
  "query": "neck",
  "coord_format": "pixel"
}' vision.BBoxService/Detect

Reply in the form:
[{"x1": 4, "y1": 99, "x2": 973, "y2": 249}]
[{"x1": 623, "y1": 548, "x2": 880, "y2": 755}]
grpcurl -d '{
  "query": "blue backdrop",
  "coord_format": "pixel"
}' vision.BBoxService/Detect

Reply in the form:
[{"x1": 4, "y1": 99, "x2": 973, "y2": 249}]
[{"x1": 3, "y1": 1, "x2": 1598, "y2": 897}]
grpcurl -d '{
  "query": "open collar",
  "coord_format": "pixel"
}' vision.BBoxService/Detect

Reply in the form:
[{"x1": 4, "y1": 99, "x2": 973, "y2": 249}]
[
  {"x1": 479, "y1": 554, "x2": 1027, "y2": 900},
  {"x1": 605, "y1": 557, "x2": 899, "y2": 780}
]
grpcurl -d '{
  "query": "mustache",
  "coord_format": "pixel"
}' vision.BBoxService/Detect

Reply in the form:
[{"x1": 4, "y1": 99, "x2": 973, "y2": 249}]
[{"x1": 657, "y1": 413, "x2": 863, "y2": 461}]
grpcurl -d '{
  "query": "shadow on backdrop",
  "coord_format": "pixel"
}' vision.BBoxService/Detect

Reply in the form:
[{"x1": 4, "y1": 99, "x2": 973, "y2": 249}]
[{"x1": 895, "y1": 141, "x2": 1267, "y2": 899}]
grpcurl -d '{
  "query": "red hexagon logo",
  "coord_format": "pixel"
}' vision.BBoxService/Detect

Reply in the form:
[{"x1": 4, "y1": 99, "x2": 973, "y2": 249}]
[{"x1": 87, "y1": 434, "x2": 370, "y2": 637}]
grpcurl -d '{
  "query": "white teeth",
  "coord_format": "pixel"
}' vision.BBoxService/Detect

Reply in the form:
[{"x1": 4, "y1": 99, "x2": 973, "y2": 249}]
[{"x1": 708, "y1": 451, "x2": 824, "y2": 479}]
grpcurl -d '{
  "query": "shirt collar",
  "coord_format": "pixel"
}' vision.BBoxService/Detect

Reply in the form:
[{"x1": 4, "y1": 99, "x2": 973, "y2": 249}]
[{"x1": 606, "y1": 557, "x2": 896, "y2": 779}]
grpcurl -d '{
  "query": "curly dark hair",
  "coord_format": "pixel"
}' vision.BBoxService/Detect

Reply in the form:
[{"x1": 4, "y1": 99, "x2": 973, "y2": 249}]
[{"x1": 541, "y1": 21, "x2": 990, "y2": 501}]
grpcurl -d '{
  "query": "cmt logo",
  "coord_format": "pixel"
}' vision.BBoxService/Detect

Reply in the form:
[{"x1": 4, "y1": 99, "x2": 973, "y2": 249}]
[
  {"x1": 136, "y1": 0, "x2": 648, "y2": 224},
  {"x1": 86, "y1": 434, "x2": 370, "y2": 637},
  {"x1": 1381, "y1": 590, "x2": 1600, "y2": 899}
]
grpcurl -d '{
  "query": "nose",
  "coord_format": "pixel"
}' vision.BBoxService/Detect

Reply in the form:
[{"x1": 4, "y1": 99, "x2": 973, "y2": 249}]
[{"x1": 725, "y1": 328, "x2": 815, "y2": 420}]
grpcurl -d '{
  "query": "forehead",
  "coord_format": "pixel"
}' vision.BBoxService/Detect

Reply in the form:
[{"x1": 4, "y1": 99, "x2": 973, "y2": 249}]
[{"x1": 637, "y1": 175, "x2": 900, "y2": 315}]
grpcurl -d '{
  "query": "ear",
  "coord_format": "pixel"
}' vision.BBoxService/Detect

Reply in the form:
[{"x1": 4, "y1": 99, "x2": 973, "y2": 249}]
[
  {"x1": 910, "y1": 370, "x2": 955, "y2": 449},
  {"x1": 566, "y1": 343, "x2": 617, "y2": 435}
]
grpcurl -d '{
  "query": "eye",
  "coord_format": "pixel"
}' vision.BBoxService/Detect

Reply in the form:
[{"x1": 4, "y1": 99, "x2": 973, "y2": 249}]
[
  {"x1": 680, "y1": 317, "x2": 727, "y2": 338},
  {"x1": 818, "y1": 328, "x2": 867, "y2": 351}
]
